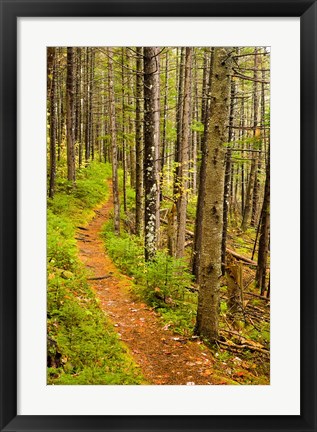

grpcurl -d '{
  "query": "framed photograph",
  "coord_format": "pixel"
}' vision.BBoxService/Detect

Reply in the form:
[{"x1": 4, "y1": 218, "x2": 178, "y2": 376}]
[{"x1": 0, "y1": 1, "x2": 316, "y2": 431}]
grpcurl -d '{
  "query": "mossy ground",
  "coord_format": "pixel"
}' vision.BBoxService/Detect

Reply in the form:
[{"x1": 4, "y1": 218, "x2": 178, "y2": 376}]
[{"x1": 47, "y1": 162, "x2": 145, "y2": 385}]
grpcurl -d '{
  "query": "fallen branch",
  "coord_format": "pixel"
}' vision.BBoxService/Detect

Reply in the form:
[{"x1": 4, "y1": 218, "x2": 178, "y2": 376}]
[
  {"x1": 160, "y1": 219, "x2": 257, "y2": 266},
  {"x1": 77, "y1": 226, "x2": 89, "y2": 231},
  {"x1": 226, "y1": 248, "x2": 257, "y2": 265},
  {"x1": 244, "y1": 291, "x2": 270, "y2": 301},
  {"x1": 87, "y1": 275, "x2": 111, "y2": 281},
  {"x1": 218, "y1": 340, "x2": 269, "y2": 356}
]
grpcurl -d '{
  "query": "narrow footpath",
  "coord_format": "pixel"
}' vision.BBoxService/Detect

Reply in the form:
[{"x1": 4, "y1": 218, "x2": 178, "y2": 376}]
[{"x1": 77, "y1": 186, "x2": 226, "y2": 385}]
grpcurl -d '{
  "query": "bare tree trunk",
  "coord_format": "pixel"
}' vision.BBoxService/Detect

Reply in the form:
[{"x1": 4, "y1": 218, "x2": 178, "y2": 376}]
[
  {"x1": 176, "y1": 47, "x2": 192, "y2": 258},
  {"x1": 89, "y1": 49, "x2": 95, "y2": 161},
  {"x1": 143, "y1": 47, "x2": 160, "y2": 260},
  {"x1": 48, "y1": 47, "x2": 57, "y2": 198},
  {"x1": 126, "y1": 50, "x2": 136, "y2": 189},
  {"x1": 242, "y1": 48, "x2": 259, "y2": 230},
  {"x1": 221, "y1": 77, "x2": 236, "y2": 275},
  {"x1": 121, "y1": 48, "x2": 127, "y2": 214},
  {"x1": 160, "y1": 49, "x2": 169, "y2": 201},
  {"x1": 173, "y1": 48, "x2": 185, "y2": 203},
  {"x1": 195, "y1": 48, "x2": 232, "y2": 342},
  {"x1": 192, "y1": 48, "x2": 214, "y2": 280},
  {"x1": 135, "y1": 47, "x2": 143, "y2": 236},
  {"x1": 256, "y1": 142, "x2": 270, "y2": 295},
  {"x1": 108, "y1": 48, "x2": 121, "y2": 235},
  {"x1": 84, "y1": 48, "x2": 90, "y2": 164},
  {"x1": 66, "y1": 47, "x2": 76, "y2": 183},
  {"x1": 251, "y1": 48, "x2": 260, "y2": 226}
]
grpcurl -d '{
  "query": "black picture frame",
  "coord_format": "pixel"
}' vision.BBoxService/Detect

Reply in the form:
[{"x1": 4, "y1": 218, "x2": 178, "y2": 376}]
[{"x1": 0, "y1": 1, "x2": 316, "y2": 431}]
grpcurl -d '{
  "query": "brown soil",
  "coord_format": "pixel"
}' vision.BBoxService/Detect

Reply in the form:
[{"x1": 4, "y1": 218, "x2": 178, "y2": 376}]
[{"x1": 77, "y1": 186, "x2": 227, "y2": 385}]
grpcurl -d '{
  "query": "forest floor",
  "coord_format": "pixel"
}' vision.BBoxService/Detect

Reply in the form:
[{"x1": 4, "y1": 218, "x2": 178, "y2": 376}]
[{"x1": 77, "y1": 183, "x2": 266, "y2": 385}]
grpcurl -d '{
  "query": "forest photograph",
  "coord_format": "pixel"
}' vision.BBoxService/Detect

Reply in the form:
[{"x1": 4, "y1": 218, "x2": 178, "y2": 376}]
[{"x1": 47, "y1": 46, "x2": 270, "y2": 386}]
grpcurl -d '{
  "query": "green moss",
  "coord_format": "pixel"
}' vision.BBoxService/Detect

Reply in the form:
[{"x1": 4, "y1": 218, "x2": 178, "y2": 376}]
[{"x1": 47, "y1": 162, "x2": 145, "y2": 385}]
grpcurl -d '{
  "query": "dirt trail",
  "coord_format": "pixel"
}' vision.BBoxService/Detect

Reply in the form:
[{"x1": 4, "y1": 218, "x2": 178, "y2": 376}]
[{"x1": 77, "y1": 187, "x2": 224, "y2": 385}]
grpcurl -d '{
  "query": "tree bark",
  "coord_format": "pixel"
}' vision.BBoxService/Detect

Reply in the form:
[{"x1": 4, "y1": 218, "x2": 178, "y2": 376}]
[
  {"x1": 192, "y1": 48, "x2": 214, "y2": 280},
  {"x1": 48, "y1": 47, "x2": 57, "y2": 198},
  {"x1": 176, "y1": 47, "x2": 192, "y2": 258},
  {"x1": 195, "y1": 48, "x2": 232, "y2": 343},
  {"x1": 160, "y1": 49, "x2": 169, "y2": 201},
  {"x1": 66, "y1": 47, "x2": 76, "y2": 183},
  {"x1": 251, "y1": 48, "x2": 260, "y2": 226},
  {"x1": 108, "y1": 48, "x2": 121, "y2": 235},
  {"x1": 242, "y1": 48, "x2": 259, "y2": 230},
  {"x1": 256, "y1": 142, "x2": 270, "y2": 295},
  {"x1": 135, "y1": 47, "x2": 144, "y2": 236},
  {"x1": 221, "y1": 77, "x2": 236, "y2": 275},
  {"x1": 143, "y1": 47, "x2": 160, "y2": 260}
]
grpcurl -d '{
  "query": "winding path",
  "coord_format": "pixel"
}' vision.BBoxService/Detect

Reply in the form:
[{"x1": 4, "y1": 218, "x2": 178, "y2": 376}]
[{"x1": 77, "y1": 185, "x2": 225, "y2": 385}]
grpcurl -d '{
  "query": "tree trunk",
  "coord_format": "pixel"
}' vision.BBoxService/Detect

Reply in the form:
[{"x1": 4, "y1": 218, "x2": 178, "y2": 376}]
[
  {"x1": 251, "y1": 48, "x2": 260, "y2": 226},
  {"x1": 221, "y1": 77, "x2": 236, "y2": 275},
  {"x1": 135, "y1": 47, "x2": 143, "y2": 236},
  {"x1": 195, "y1": 48, "x2": 232, "y2": 343},
  {"x1": 108, "y1": 48, "x2": 121, "y2": 235},
  {"x1": 89, "y1": 49, "x2": 95, "y2": 161},
  {"x1": 160, "y1": 49, "x2": 169, "y2": 201},
  {"x1": 176, "y1": 47, "x2": 192, "y2": 258},
  {"x1": 122, "y1": 48, "x2": 127, "y2": 213},
  {"x1": 84, "y1": 48, "x2": 90, "y2": 164},
  {"x1": 256, "y1": 142, "x2": 270, "y2": 295},
  {"x1": 48, "y1": 47, "x2": 57, "y2": 198},
  {"x1": 192, "y1": 48, "x2": 214, "y2": 280},
  {"x1": 66, "y1": 47, "x2": 76, "y2": 183},
  {"x1": 173, "y1": 48, "x2": 185, "y2": 203},
  {"x1": 143, "y1": 47, "x2": 160, "y2": 260}
]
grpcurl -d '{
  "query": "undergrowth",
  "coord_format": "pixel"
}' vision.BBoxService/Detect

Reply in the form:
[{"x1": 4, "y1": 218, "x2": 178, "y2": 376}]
[
  {"x1": 47, "y1": 162, "x2": 144, "y2": 385},
  {"x1": 102, "y1": 221, "x2": 196, "y2": 336}
]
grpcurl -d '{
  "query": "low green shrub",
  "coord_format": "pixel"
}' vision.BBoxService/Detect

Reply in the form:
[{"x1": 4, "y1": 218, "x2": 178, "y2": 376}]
[
  {"x1": 102, "y1": 224, "x2": 196, "y2": 335},
  {"x1": 47, "y1": 162, "x2": 145, "y2": 385}
]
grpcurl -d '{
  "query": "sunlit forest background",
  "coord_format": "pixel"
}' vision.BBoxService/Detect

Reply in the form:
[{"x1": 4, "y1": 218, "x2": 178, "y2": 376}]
[{"x1": 47, "y1": 47, "x2": 270, "y2": 385}]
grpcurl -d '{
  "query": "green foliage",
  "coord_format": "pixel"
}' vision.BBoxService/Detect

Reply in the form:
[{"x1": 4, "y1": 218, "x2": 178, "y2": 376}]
[
  {"x1": 190, "y1": 120, "x2": 204, "y2": 133},
  {"x1": 102, "y1": 224, "x2": 196, "y2": 336},
  {"x1": 47, "y1": 161, "x2": 145, "y2": 385}
]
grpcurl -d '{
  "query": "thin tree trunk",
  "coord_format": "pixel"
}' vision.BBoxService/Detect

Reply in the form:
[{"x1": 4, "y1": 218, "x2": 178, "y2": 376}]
[
  {"x1": 221, "y1": 77, "x2": 236, "y2": 275},
  {"x1": 127, "y1": 50, "x2": 136, "y2": 189},
  {"x1": 89, "y1": 49, "x2": 95, "y2": 161},
  {"x1": 173, "y1": 48, "x2": 185, "y2": 202},
  {"x1": 256, "y1": 142, "x2": 270, "y2": 295},
  {"x1": 176, "y1": 47, "x2": 192, "y2": 258},
  {"x1": 160, "y1": 49, "x2": 169, "y2": 201},
  {"x1": 48, "y1": 47, "x2": 57, "y2": 198},
  {"x1": 241, "y1": 48, "x2": 260, "y2": 231},
  {"x1": 84, "y1": 48, "x2": 90, "y2": 164},
  {"x1": 192, "y1": 48, "x2": 214, "y2": 280},
  {"x1": 66, "y1": 47, "x2": 76, "y2": 183},
  {"x1": 251, "y1": 48, "x2": 260, "y2": 226},
  {"x1": 135, "y1": 47, "x2": 143, "y2": 236},
  {"x1": 143, "y1": 47, "x2": 160, "y2": 260},
  {"x1": 122, "y1": 48, "x2": 127, "y2": 213},
  {"x1": 108, "y1": 48, "x2": 121, "y2": 235}
]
